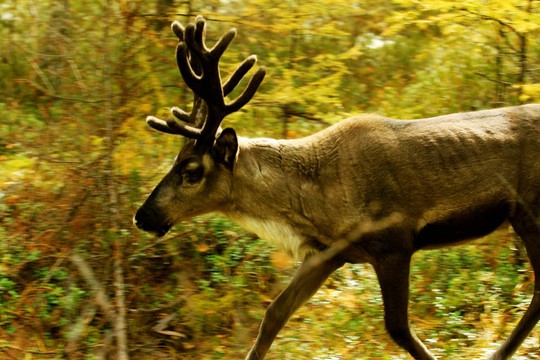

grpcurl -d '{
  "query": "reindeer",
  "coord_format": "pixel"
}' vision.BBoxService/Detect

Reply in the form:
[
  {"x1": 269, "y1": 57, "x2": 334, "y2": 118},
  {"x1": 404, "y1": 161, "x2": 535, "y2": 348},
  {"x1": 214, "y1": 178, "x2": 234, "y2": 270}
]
[{"x1": 134, "y1": 16, "x2": 540, "y2": 360}]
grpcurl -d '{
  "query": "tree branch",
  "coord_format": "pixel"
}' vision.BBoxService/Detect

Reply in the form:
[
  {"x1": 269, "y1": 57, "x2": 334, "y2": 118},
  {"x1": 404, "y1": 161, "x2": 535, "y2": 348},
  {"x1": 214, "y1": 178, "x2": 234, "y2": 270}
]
[
  {"x1": 474, "y1": 72, "x2": 513, "y2": 86},
  {"x1": 71, "y1": 253, "x2": 117, "y2": 324},
  {"x1": 460, "y1": 8, "x2": 519, "y2": 35}
]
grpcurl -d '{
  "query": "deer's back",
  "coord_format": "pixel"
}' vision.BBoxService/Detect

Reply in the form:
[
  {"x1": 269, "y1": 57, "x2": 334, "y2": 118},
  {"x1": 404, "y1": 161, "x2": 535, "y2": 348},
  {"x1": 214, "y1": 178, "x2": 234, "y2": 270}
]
[{"x1": 288, "y1": 104, "x2": 540, "y2": 244}]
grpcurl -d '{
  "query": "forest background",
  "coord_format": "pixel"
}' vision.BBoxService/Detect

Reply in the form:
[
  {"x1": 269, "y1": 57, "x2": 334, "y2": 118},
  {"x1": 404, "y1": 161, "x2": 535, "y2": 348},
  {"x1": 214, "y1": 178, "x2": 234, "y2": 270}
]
[{"x1": 1, "y1": 0, "x2": 540, "y2": 359}]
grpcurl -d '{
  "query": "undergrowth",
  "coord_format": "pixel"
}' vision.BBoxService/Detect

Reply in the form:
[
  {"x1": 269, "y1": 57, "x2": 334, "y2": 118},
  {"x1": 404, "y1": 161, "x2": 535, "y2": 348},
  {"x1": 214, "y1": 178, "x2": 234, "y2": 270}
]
[{"x1": 0, "y1": 213, "x2": 539, "y2": 359}]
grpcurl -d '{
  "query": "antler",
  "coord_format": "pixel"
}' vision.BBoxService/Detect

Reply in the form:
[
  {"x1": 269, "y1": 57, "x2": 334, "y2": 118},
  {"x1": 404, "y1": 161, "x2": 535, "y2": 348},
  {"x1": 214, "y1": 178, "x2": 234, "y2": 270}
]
[{"x1": 147, "y1": 16, "x2": 266, "y2": 150}]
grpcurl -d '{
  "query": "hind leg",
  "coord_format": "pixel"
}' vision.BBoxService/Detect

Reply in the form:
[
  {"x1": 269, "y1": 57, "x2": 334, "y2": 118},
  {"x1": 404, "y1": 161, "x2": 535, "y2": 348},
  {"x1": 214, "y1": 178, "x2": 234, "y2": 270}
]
[{"x1": 488, "y1": 211, "x2": 540, "y2": 360}]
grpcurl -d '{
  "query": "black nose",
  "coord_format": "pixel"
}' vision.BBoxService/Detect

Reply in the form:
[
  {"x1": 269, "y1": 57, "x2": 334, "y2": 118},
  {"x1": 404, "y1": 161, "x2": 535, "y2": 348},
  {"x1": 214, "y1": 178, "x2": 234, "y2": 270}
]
[
  {"x1": 133, "y1": 207, "x2": 149, "y2": 230},
  {"x1": 133, "y1": 207, "x2": 171, "y2": 237}
]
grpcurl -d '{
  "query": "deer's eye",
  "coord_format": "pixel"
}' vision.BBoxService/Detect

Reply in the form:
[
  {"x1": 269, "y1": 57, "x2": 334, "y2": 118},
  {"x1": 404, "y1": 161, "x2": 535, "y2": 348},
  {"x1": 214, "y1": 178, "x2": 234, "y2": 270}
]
[{"x1": 182, "y1": 162, "x2": 204, "y2": 185}]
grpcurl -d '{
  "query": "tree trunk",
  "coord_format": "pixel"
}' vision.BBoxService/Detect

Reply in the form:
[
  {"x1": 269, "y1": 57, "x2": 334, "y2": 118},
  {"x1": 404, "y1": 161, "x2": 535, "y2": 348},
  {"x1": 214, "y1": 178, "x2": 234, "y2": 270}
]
[{"x1": 104, "y1": 1, "x2": 129, "y2": 359}]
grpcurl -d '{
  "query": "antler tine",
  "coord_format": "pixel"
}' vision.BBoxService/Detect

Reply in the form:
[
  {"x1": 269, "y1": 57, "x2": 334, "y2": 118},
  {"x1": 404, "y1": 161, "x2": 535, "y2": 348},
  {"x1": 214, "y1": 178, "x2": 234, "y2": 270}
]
[
  {"x1": 146, "y1": 116, "x2": 177, "y2": 135},
  {"x1": 208, "y1": 28, "x2": 237, "y2": 63},
  {"x1": 146, "y1": 116, "x2": 202, "y2": 138},
  {"x1": 171, "y1": 107, "x2": 190, "y2": 122},
  {"x1": 172, "y1": 96, "x2": 207, "y2": 125},
  {"x1": 165, "y1": 116, "x2": 202, "y2": 137},
  {"x1": 171, "y1": 20, "x2": 184, "y2": 41},
  {"x1": 223, "y1": 55, "x2": 257, "y2": 96},
  {"x1": 225, "y1": 65, "x2": 267, "y2": 114},
  {"x1": 176, "y1": 41, "x2": 204, "y2": 95},
  {"x1": 191, "y1": 16, "x2": 237, "y2": 65},
  {"x1": 193, "y1": 16, "x2": 207, "y2": 53}
]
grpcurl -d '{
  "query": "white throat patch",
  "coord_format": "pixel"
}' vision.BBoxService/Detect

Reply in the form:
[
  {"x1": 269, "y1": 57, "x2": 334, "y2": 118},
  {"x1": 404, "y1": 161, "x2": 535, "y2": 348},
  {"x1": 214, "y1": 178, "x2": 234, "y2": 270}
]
[{"x1": 229, "y1": 215, "x2": 304, "y2": 258}]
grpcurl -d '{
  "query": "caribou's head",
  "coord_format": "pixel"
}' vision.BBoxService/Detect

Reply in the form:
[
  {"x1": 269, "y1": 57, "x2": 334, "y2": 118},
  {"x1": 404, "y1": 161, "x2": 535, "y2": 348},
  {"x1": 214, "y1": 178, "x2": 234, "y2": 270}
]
[{"x1": 134, "y1": 16, "x2": 266, "y2": 237}]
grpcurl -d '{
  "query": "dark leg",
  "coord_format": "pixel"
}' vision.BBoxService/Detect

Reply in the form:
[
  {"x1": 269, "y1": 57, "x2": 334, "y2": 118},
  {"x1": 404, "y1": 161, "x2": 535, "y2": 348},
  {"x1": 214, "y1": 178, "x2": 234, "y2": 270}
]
[
  {"x1": 245, "y1": 252, "x2": 344, "y2": 360},
  {"x1": 373, "y1": 252, "x2": 436, "y2": 360},
  {"x1": 488, "y1": 213, "x2": 540, "y2": 360}
]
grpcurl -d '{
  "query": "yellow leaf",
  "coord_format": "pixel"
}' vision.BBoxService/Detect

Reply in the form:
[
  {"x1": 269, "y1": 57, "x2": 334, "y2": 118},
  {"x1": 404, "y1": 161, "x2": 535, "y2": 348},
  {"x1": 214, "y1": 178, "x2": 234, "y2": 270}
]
[{"x1": 196, "y1": 243, "x2": 209, "y2": 252}]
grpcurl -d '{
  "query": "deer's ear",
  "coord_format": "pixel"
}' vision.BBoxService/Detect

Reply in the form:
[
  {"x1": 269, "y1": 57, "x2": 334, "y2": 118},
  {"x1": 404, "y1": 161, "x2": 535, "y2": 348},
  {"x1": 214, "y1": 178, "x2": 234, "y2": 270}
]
[{"x1": 213, "y1": 128, "x2": 238, "y2": 170}]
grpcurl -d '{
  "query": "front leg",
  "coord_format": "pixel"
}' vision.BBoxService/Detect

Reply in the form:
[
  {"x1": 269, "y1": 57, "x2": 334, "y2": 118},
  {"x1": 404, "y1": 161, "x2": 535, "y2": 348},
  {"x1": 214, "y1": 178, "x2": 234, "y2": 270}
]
[
  {"x1": 246, "y1": 252, "x2": 344, "y2": 360},
  {"x1": 373, "y1": 252, "x2": 436, "y2": 360}
]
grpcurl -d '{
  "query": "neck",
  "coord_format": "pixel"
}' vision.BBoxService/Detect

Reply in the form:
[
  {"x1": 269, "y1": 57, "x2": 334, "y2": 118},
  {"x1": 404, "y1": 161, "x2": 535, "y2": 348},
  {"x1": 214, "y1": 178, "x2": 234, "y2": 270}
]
[
  {"x1": 221, "y1": 136, "x2": 334, "y2": 257},
  {"x1": 226, "y1": 137, "x2": 306, "y2": 218}
]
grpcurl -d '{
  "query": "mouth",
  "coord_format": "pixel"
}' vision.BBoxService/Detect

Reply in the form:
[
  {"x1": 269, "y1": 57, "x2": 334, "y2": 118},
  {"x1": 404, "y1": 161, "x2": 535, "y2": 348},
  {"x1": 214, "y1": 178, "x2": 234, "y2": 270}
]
[
  {"x1": 139, "y1": 224, "x2": 172, "y2": 238},
  {"x1": 152, "y1": 225, "x2": 172, "y2": 237}
]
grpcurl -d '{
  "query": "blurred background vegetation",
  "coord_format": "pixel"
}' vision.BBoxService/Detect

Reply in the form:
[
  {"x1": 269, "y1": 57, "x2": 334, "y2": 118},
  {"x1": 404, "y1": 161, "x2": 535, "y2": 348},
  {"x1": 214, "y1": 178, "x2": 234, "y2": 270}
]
[{"x1": 1, "y1": 0, "x2": 540, "y2": 359}]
